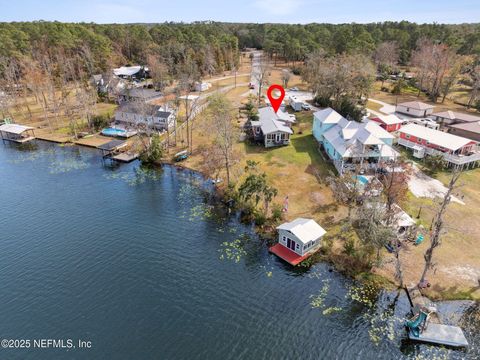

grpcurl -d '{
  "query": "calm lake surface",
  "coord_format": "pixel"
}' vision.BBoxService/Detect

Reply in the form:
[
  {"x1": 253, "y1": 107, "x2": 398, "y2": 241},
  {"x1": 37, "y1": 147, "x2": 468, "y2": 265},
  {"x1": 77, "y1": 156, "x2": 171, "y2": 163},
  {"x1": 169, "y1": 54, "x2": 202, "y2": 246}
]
[{"x1": 0, "y1": 141, "x2": 479, "y2": 359}]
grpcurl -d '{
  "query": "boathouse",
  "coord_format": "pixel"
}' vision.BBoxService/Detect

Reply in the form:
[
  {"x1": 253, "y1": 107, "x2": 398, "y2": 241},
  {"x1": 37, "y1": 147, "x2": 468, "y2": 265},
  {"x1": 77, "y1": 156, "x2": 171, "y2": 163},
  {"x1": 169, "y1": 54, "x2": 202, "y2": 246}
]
[
  {"x1": 98, "y1": 139, "x2": 137, "y2": 163},
  {"x1": 0, "y1": 124, "x2": 36, "y2": 143},
  {"x1": 270, "y1": 218, "x2": 326, "y2": 265}
]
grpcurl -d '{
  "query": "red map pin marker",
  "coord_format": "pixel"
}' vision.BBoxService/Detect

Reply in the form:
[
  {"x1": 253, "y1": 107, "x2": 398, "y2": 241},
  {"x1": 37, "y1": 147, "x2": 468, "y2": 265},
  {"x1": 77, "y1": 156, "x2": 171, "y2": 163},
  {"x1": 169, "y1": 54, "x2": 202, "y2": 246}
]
[{"x1": 267, "y1": 84, "x2": 285, "y2": 113}]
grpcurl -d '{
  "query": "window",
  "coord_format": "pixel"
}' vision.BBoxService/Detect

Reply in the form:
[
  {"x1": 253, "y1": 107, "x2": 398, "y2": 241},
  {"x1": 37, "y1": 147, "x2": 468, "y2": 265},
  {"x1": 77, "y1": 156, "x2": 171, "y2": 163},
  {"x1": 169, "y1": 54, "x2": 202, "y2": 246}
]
[
  {"x1": 296, "y1": 243, "x2": 300, "y2": 250},
  {"x1": 282, "y1": 236, "x2": 286, "y2": 243},
  {"x1": 406, "y1": 108, "x2": 410, "y2": 112},
  {"x1": 405, "y1": 134, "x2": 410, "y2": 139},
  {"x1": 303, "y1": 244, "x2": 307, "y2": 250},
  {"x1": 417, "y1": 138, "x2": 422, "y2": 143}
]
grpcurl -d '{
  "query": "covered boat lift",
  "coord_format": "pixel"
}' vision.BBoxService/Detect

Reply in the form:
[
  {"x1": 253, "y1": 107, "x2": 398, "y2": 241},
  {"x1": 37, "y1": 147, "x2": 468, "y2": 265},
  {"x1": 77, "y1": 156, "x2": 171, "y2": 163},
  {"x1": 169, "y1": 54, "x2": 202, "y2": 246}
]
[
  {"x1": 0, "y1": 124, "x2": 36, "y2": 143},
  {"x1": 98, "y1": 140, "x2": 138, "y2": 163}
]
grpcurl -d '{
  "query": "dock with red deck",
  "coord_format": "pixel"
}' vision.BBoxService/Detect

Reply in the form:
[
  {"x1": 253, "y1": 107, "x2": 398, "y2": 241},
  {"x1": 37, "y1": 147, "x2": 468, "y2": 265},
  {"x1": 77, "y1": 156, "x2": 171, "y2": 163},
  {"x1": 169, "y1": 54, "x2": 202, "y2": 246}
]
[{"x1": 269, "y1": 243, "x2": 314, "y2": 265}]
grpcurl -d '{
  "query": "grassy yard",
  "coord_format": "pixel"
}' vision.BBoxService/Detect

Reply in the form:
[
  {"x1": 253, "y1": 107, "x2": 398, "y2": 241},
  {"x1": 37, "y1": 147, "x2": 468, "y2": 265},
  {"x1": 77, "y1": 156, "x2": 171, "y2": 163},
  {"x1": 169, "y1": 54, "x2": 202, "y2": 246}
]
[{"x1": 374, "y1": 152, "x2": 480, "y2": 300}]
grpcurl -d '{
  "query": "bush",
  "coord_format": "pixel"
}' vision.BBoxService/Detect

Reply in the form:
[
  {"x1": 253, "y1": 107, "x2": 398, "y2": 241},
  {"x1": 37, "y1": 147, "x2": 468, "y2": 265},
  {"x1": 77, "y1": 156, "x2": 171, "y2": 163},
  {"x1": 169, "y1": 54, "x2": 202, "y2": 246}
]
[
  {"x1": 334, "y1": 97, "x2": 364, "y2": 122},
  {"x1": 291, "y1": 66, "x2": 302, "y2": 75},
  {"x1": 270, "y1": 203, "x2": 283, "y2": 222},
  {"x1": 343, "y1": 237, "x2": 356, "y2": 256},
  {"x1": 139, "y1": 134, "x2": 163, "y2": 164},
  {"x1": 254, "y1": 211, "x2": 267, "y2": 226},
  {"x1": 314, "y1": 95, "x2": 332, "y2": 108},
  {"x1": 91, "y1": 114, "x2": 110, "y2": 131}
]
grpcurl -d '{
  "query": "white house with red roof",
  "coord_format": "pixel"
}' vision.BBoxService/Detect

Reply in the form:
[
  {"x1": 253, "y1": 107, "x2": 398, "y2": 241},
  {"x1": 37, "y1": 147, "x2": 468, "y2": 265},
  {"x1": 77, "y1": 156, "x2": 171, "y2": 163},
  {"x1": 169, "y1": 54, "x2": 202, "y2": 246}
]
[{"x1": 398, "y1": 123, "x2": 480, "y2": 167}]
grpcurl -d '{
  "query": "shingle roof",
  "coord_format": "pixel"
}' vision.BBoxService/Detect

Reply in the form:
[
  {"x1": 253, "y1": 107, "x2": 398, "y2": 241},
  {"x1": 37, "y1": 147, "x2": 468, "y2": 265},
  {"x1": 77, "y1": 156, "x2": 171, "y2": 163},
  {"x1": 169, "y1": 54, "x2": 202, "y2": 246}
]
[
  {"x1": 116, "y1": 103, "x2": 172, "y2": 118},
  {"x1": 276, "y1": 218, "x2": 326, "y2": 244},
  {"x1": 400, "y1": 123, "x2": 475, "y2": 151},
  {"x1": 449, "y1": 121, "x2": 480, "y2": 134},
  {"x1": 397, "y1": 101, "x2": 434, "y2": 110},
  {"x1": 432, "y1": 111, "x2": 480, "y2": 123}
]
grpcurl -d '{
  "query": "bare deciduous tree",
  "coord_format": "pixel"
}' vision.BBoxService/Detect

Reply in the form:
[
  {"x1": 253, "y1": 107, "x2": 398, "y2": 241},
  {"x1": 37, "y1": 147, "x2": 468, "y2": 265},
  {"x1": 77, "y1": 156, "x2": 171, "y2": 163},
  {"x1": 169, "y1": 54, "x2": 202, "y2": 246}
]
[{"x1": 419, "y1": 169, "x2": 463, "y2": 285}]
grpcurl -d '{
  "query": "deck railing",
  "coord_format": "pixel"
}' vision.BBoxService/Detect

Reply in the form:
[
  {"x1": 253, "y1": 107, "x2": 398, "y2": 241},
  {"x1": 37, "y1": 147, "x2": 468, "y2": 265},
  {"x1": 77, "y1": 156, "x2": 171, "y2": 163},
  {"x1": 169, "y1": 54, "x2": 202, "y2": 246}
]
[{"x1": 398, "y1": 138, "x2": 480, "y2": 165}]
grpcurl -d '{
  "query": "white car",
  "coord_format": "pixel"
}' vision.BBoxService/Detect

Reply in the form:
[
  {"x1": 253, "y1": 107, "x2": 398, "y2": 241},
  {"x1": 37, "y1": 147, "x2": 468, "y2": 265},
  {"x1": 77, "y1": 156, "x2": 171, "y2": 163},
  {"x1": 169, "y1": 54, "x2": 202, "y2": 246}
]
[
  {"x1": 301, "y1": 103, "x2": 311, "y2": 111},
  {"x1": 289, "y1": 87, "x2": 299, "y2": 91}
]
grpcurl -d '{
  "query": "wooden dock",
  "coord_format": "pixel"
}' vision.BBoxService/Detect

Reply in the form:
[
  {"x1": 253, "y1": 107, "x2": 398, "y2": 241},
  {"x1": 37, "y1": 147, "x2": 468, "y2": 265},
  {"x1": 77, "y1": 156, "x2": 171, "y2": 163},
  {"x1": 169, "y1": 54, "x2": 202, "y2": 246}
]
[{"x1": 111, "y1": 152, "x2": 139, "y2": 162}]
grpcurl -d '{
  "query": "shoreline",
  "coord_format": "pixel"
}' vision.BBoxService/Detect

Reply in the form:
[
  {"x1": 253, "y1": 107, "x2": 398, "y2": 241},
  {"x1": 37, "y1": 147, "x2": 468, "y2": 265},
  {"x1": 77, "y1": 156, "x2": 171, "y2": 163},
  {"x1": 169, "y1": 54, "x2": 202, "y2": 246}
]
[{"x1": 8, "y1": 137, "x2": 479, "y2": 301}]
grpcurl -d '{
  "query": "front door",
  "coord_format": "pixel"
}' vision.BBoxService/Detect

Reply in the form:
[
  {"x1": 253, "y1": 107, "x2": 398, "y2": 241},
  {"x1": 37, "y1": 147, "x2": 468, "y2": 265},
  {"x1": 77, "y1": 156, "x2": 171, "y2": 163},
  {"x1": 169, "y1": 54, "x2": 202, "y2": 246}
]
[
  {"x1": 276, "y1": 133, "x2": 281, "y2": 143},
  {"x1": 286, "y1": 238, "x2": 296, "y2": 251}
]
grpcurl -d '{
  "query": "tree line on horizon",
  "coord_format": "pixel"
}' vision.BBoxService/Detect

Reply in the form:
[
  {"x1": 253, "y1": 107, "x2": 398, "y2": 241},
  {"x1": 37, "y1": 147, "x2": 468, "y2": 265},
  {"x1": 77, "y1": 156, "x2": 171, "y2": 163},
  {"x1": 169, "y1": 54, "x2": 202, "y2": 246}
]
[{"x1": 0, "y1": 21, "x2": 479, "y2": 74}]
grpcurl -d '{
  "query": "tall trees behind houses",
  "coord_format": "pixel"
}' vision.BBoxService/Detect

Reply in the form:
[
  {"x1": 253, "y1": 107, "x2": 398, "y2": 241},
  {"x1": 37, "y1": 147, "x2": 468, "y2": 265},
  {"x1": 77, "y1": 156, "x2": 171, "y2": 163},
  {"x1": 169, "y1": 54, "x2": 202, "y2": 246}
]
[{"x1": 411, "y1": 38, "x2": 465, "y2": 102}]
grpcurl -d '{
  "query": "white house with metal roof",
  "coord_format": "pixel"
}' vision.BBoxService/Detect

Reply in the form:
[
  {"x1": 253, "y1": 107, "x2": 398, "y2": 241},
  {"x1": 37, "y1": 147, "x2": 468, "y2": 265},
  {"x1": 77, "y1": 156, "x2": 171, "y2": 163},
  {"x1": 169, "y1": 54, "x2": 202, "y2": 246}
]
[
  {"x1": 312, "y1": 108, "x2": 398, "y2": 174},
  {"x1": 250, "y1": 107, "x2": 294, "y2": 147},
  {"x1": 269, "y1": 218, "x2": 326, "y2": 265}
]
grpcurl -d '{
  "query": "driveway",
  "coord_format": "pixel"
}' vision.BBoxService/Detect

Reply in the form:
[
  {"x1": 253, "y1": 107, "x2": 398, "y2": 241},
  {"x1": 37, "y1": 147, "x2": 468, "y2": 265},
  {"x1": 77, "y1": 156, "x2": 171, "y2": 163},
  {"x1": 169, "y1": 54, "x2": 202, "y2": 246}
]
[{"x1": 408, "y1": 164, "x2": 465, "y2": 205}]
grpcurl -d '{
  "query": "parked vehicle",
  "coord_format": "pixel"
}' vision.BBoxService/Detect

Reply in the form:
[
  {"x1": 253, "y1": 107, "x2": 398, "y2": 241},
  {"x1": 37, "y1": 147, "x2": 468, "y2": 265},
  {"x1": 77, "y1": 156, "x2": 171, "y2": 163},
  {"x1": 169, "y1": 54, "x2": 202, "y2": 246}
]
[
  {"x1": 289, "y1": 87, "x2": 299, "y2": 91},
  {"x1": 248, "y1": 83, "x2": 255, "y2": 89},
  {"x1": 301, "y1": 103, "x2": 311, "y2": 111}
]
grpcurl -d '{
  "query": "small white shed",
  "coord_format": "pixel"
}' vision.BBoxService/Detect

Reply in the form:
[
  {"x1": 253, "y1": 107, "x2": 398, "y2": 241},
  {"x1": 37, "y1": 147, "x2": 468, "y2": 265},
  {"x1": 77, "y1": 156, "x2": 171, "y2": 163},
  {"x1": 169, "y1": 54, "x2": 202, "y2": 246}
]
[{"x1": 276, "y1": 218, "x2": 326, "y2": 256}]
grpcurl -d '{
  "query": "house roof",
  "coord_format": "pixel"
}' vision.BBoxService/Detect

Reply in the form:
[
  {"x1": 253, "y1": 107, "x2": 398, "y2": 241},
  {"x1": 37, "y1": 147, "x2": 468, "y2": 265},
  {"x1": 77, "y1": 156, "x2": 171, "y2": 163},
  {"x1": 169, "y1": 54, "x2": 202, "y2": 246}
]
[
  {"x1": 397, "y1": 101, "x2": 434, "y2": 110},
  {"x1": 364, "y1": 121, "x2": 395, "y2": 140},
  {"x1": 432, "y1": 111, "x2": 480, "y2": 123},
  {"x1": 449, "y1": 121, "x2": 480, "y2": 134},
  {"x1": 372, "y1": 114, "x2": 404, "y2": 126},
  {"x1": 400, "y1": 123, "x2": 475, "y2": 151},
  {"x1": 276, "y1": 218, "x2": 326, "y2": 244},
  {"x1": 313, "y1": 108, "x2": 349, "y2": 126},
  {"x1": 116, "y1": 103, "x2": 173, "y2": 118},
  {"x1": 113, "y1": 66, "x2": 146, "y2": 77},
  {"x1": 259, "y1": 107, "x2": 295, "y2": 123},
  {"x1": 0, "y1": 123, "x2": 34, "y2": 134},
  {"x1": 319, "y1": 108, "x2": 397, "y2": 158},
  {"x1": 257, "y1": 107, "x2": 293, "y2": 135},
  {"x1": 119, "y1": 88, "x2": 162, "y2": 100}
]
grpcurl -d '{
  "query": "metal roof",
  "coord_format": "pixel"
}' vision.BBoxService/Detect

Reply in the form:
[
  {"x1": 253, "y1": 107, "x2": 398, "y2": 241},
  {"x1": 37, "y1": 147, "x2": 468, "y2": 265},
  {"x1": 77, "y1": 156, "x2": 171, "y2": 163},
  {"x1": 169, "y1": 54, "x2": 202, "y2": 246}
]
[
  {"x1": 277, "y1": 218, "x2": 326, "y2": 244},
  {"x1": 258, "y1": 107, "x2": 293, "y2": 135},
  {"x1": 0, "y1": 124, "x2": 34, "y2": 134},
  {"x1": 97, "y1": 140, "x2": 127, "y2": 151},
  {"x1": 399, "y1": 123, "x2": 475, "y2": 151}
]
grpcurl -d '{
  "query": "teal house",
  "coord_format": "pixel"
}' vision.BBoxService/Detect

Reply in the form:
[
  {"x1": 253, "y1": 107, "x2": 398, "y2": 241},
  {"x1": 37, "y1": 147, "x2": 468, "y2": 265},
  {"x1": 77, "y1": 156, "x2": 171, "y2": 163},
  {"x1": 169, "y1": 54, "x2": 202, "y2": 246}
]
[{"x1": 312, "y1": 108, "x2": 398, "y2": 174}]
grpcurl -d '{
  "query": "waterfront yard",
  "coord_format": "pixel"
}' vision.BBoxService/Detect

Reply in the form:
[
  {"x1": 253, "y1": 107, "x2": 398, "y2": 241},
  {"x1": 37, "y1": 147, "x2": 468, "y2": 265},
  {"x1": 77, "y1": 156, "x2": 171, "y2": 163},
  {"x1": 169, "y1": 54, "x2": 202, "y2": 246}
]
[{"x1": 376, "y1": 163, "x2": 480, "y2": 300}]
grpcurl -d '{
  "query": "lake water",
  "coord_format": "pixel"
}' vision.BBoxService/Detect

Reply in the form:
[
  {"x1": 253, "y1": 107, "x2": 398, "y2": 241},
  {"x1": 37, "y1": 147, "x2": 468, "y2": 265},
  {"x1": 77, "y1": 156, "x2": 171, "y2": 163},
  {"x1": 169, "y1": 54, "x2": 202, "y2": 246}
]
[{"x1": 0, "y1": 141, "x2": 478, "y2": 359}]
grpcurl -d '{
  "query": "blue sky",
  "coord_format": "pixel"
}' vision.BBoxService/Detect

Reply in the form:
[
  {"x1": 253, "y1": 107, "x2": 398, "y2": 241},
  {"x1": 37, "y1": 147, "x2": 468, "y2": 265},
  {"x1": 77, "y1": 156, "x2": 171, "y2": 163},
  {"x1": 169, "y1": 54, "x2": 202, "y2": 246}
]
[{"x1": 1, "y1": 0, "x2": 479, "y2": 24}]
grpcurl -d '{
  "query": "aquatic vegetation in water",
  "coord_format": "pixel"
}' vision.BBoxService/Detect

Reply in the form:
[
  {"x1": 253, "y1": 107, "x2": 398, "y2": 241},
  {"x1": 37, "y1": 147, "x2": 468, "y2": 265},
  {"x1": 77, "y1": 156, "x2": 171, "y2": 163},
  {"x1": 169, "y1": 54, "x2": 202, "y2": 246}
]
[
  {"x1": 345, "y1": 284, "x2": 378, "y2": 308},
  {"x1": 49, "y1": 158, "x2": 89, "y2": 174},
  {"x1": 8, "y1": 148, "x2": 56, "y2": 163},
  {"x1": 310, "y1": 280, "x2": 331, "y2": 309},
  {"x1": 218, "y1": 238, "x2": 248, "y2": 263},
  {"x1": 365, "y1": 309, "x2": 401, "y2": 345},
  {"x1": 322, "y1": 307, "x2": 342, "y2": 315},
  {"x1": 104, "y1": 166, "x2": 162, "y2": 186}
]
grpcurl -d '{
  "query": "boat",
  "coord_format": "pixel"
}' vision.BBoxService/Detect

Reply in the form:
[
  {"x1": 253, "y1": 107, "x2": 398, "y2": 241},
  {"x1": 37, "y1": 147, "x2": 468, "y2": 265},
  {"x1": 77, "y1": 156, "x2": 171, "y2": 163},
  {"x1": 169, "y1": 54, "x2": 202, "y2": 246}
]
[{"x1": 174, "y1": 150, "x2": 189, "y2": 162}]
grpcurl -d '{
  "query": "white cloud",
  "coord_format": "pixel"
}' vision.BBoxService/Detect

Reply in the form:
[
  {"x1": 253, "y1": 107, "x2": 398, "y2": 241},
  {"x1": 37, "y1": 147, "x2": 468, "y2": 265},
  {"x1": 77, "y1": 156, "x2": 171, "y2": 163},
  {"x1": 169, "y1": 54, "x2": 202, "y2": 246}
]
[{"x1": 253, "y1": 0, "x2": 303, "y2": 16}]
